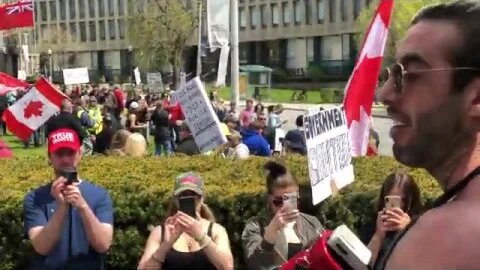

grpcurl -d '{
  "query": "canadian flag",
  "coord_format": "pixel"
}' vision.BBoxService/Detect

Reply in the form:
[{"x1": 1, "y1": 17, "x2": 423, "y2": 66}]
[
  {"x1": 0, "y1": 72, "x2": 30, "y2": 95},
  {"x1": 343, "y1": 0, "x2": 394, "y2": 156},
  {"x1": 2, "y1": 77, "x2": 67, "y2": 141}
]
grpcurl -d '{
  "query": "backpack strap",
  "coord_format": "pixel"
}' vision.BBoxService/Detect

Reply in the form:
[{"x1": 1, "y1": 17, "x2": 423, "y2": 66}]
[{"x1": 207, "y1": 222, "x2": 214, "y2": 237}]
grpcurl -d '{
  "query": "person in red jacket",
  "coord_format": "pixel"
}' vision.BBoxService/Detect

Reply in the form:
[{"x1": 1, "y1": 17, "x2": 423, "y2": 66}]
[{"x1": 113, "y1": 86, "x2": 125, "y2": 120}]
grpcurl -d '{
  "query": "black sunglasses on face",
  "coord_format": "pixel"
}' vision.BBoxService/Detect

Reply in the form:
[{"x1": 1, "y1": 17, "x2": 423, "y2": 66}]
[{"x1": 382, "y1": 63, "x2": 480, "y2": 95}]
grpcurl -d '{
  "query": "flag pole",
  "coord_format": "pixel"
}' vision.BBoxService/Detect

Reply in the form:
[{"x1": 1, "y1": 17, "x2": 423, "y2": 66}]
[{"x1": 196, "y1": 0, "x2": 202, "y2": 77}]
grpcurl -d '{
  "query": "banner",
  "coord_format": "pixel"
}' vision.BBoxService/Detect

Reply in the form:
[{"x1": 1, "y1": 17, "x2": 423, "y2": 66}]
[
  {"x1": 215, "y1": 44, "x2": 230, "y2": 87},
  {"x1": 134, "y1": 67, "x2": 141, "y2": 86},
  {"x1": 146, "y1": 72, "x2": 164, "y2": 92},
  {"x1": 207, "y1": 0, "x2": 230, "y2": 51},
  {"x1": 173, "y1": 77, "x2": 227, "y2": 153},
  {"x1": 62, "y1": 68, "x2": 90, "y2": 85},
  {"x1": 304, "y1": 106, "x2": 354, "y2": 205}
]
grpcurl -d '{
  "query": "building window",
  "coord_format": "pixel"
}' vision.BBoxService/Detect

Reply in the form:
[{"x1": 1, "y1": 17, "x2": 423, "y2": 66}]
[
  {"x1": 118, "y1": 0, "x2": 125, "y2": 16},
  {"x1": 249, "y1": 6, "x2": 258, "y2": 29},
  {"x1": 41, "y1": 24, "x2": 47, "y2": 41},
  {"x1": 89, "y1": 21, "x2": 96, "y2": 41},
  {"x1": 79, "y1": 0, "x2": 85, "y2": 19},
  {"x1": 239, "y1": 8, "x2": 247, "y2": 29},
  {"x1": 88, "y1": 0, "x2": 95, "y2": 18},
  {"x1": 305, "y1": 0, "x2": 312, "y2": 25},
  {"x1": 98, "y1": 0, "x2": 105, "y2": 17},
  {"x1": 317, "y1": 0, "x2": 325, "y2": 23},
  {"x1": 49, "y1": 1, "x2": 57, "y2": 21},
  {"x1": 342, "y1": 34, "x2": 350, "y2": 60},
  {"x1": 59, "y1": 0, "x2": 66, "y2": 20},
  {"x1": 118, "y1": 19, "x2": 125, "y2": 39},
  {"x1": 69, "y1": 22, "x2": 77, "y2": 41},
  {"x1": 108, "y1": 19, "x2": 116, "y2": 40},
  {"x1": 294, "y1": 0, "x2": 303, "y2": 25},
  {"x1": 108, "y1": 0, "x2": 115, "y2": 16},
  {"x1": 260, "y1": 5, "x2": 267, "y2": 28},
  {"x1": 69, "y1": 0, "x2": 76, "y2": 19},
  {"x1": 50, "y1": 24, "x2": 58, "y2": 44},
  {"x1": 329, "y1": 0, "x2": 336, "y2": 23},
  {"x1": 341, "y1": 0, "x2": 347, "y2": 21},
  {"x1": 79, "y1": 22, "x2": 87, "y2": 42},
  {"x1": 353, "y1": 0, "x2": 361, "y2": 19},
  {"x1": 99, "y1": 20, "x2": 106, "y2": 40},
  {"x1": 40, "y1": 2, "x2": 47, "y2": 22},
  {"x1": 271, "y1": 4, "x2": 279, "y2": 26},
  {"x1": 282, "y1": 2, "x2": 291, "y2": 25}
]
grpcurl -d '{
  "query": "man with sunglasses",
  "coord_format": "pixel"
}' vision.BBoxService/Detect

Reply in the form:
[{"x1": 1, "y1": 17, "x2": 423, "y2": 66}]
[{"x1": 374, "y1": 1, "x2": 480, "y2": 269}]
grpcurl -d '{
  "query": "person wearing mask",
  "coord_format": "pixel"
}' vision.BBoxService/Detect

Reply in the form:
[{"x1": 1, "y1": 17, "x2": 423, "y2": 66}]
[
  {"x1": 151, "y1": 101, "x2": 173, "y2": 156},
  {"x1": 283, "y1": 115, "x2": 306, "y2": 155},
  {"x1": 242, "y1": 121, "x2": 271, "y2": 157},
  {"x1": 239, "y1": 99, "x2": 255, "y2": 129},
  {"x1": 23, "y1": 128, "x2": 113, "y2": 269},
  {"x1": 374, "y1": 2, "x2": 480, "y2": 269},
  {"x1": 138, "y1": 172, "x2": 234, "y2": 270},
  {"x1": 242, "y1": 161, "x2": 324, "y2": 270},
  {"x1": 175, "y1": 122, "x2": 200, "y2": 156},
  {"x1": 368, "y1": 172, "x2": 422, "y2": 266}
]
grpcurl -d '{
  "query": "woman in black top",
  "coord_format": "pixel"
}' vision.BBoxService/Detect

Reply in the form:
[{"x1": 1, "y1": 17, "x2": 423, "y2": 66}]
[
  {"x1": 138, "y1": 172, "x2": 233, "y2": 270},
  {"x1": 151, "y1": 101, "x2": 172, "y2": 156}
]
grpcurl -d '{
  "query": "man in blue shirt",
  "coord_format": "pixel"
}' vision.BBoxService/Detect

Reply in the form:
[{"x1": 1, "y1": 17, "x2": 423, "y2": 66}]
[
  {"x1": 241, "y1": 120, "x2": 271, "y2": 157},
  {"x1": 23, "y1": 128, "x2": 114, "y2": 269}
]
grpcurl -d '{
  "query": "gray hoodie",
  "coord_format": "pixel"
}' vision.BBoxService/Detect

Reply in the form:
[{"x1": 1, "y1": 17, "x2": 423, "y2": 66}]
[{"x1": 242, "y1": 213, "x2": 324, "y2": 270}]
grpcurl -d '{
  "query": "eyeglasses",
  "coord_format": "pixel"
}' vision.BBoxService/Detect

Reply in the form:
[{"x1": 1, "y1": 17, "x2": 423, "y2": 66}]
[{"x1": 382, "y1": 63, "x2": 480, "y2": 95}]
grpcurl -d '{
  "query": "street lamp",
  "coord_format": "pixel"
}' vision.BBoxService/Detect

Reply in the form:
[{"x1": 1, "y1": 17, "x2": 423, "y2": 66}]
[{"x1": 47, "y1": 49, "x2": 53, "y2": 81}]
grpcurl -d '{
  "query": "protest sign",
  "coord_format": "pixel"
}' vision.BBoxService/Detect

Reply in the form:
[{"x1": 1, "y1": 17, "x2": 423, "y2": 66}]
[
  {"x1": 304, "y1": 105, "x2": 354, "y2": 205},
  {"x1": 63, "y1": 67, "x2": 89, "y2": 85},
  {"x1": 173, "y1": 77, "x2": 227, "y2": 153},
  {"x1": 274, "y1": 128, "x2": 285, "y2": 152},
  {"x1": 134, "y1": 67, "x2": 141, "y2": 85},
  {"x1": 146, "y1": 72, "x2": 164, "y2": 92}
]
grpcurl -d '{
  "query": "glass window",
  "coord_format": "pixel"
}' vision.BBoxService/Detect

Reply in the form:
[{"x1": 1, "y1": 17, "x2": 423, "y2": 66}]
[
  {"x1": 317, "y1": 0, "x2": 325, "y2": 23},
  {"x1": 40, "y1": 2, "x2": 47, "y2": 21},
  {"x1": 271, "y1": 4, "x2": 279, "y2": 25},
  {"x1": 294, "y1": 0, "x2": 303, "y2": 24},
  {"x1": 108, "y1": 0, "x2": 115, "y2": 16},
  {"x1": 108, "y1": 19, "x2": 116, "y2": 40},
  {"x1": 341, "y1": 0, "x2": 347, "y2": 21},
  {"x1": 79, "y1": 0, "x2": 85, "y2": 19},
  {"x1": 50, "y1": 25, "x2": 58, "y2": 44},
  {"x1": 69, "y1": 22, "x2": 77, "y2": 41},
  {"x1": 118, "y1": 19, "x2": 125, "y2": 39},
  {"x1": 353, "y1": 0, "x2": 361, "y2": 19},
  {"x1": 41, "y1": 25, "x2": 47, "y2": 41},
  {"x1": 69, "y1": 0, "x2": 76, "y2": 19},
  {"x1": 118, "y1": 0, "x2": 125, "y2": 16},
  {"x1": 99, "y1": 20, "x2": 106, "y2": 40},
  {"x1": 282, "y1": 2, "x2": 291, "y2": 25},
  {"x1": 329, "y1": 0, "x2": 336, "y2": 23},
  {"x1": 305, "y1": 0, "x2": 311, "y2": 25},
  {"x1": 89, "y1": 22, "x2": 96, "y2": 41},
  {"x1": 89, "y1": 0, "x2": 95, "y2": 18},
  {"x1": 249, "y1": 6, "x2": 258, "y2": 29},
  {"x1": 342, "y1": 34, "x2": 350, "y2": 59},
  {"x1": 260, "y1": 5, "x2": 267, "y2": 27},
  {"x1": 98, "y1": 0, "x2": 105, "y2": 17},
  {"x1": 59, "y1": 0, "x2": 66, "y2": 20},
  {"x1": 49, "y1": 1, "x2": 57, "y2": 21},
  {"x1": 79, "y1": 21, "x2": 86, "y2": 42},
  {"x1": 239, "y1": 8, "x2": 247, "y2": 28}
]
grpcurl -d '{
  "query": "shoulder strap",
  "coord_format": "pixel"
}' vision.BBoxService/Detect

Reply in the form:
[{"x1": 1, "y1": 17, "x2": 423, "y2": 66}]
[
  {"x1": 374, "y1": 166, "x2": 480, "y2": 270},
  {"x1": 208, "y1": 222, "x2": 213, "y2": 237},
  {"x1": 161, "y1": 224, "x2": 165, "y2": 243}
]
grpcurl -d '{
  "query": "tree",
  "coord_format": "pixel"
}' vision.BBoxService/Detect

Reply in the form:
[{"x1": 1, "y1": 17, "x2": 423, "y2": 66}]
[
  {"x1": 354, "y1": 0, "x2": 451, "y2": 65},
  {"x1": 128, "y1": 0, "x2": 199, "y2": 88}
]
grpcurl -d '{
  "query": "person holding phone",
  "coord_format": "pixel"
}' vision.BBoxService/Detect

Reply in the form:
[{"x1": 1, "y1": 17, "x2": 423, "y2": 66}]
[
  {"x1": 242, "y1": 161, "x2": 324, "y2": 270},
  {"x1": 138, "y1": 172, "x2": 233, "y2": 270},
  {"x1": 368, "y1": 172, "x2": 423, "y2": 265}
]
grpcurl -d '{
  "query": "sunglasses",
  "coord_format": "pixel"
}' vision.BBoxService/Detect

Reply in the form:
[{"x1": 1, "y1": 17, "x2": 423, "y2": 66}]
[
  {"x1": 271, "y1": 193, "x2": 300, "y2": 207},
  {"x1": 382, "y1": 63, "x2": 480, "y2": 95}
]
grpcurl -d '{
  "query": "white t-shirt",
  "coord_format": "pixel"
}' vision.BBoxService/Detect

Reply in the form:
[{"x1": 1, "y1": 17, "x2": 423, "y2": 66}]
[{"x1": 234, "y1": 143, "x2": 250, "y2": 159}]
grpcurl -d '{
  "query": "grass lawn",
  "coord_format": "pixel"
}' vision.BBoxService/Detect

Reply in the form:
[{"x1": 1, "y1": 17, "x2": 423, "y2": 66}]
[
  {"x1": 1, "y1": 134, "x2": 46, "y2": 158},
  {"x1": 210, "y1": 86, "x2": 343, "y2": 104}
]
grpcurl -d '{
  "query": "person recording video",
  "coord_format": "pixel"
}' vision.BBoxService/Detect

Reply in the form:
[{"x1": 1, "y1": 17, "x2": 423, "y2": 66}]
[{"x1": 23, "y1": 128, "x2": 114, "y2": 270}]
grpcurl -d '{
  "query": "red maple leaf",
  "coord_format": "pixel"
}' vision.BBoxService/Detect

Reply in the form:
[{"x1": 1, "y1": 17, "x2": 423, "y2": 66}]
[{"x1": 23, "y1": 100, "x2": 44, "y2": 119}]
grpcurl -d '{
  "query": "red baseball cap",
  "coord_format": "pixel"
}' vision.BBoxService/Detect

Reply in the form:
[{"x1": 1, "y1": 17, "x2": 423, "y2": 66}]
[{"x1": 48, "y1": 128, "x2": 81, "y2": 153}]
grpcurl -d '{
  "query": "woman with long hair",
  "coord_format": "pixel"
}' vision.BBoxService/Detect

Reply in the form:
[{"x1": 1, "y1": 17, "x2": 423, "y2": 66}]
[{"x1": 138, "y1": 172, "x2": 233, "y2": 270}]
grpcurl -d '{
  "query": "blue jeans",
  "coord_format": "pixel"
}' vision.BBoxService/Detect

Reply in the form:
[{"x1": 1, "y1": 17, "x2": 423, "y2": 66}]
[{"x1": 155, "y1": 140, "x2": 173, "y2": 156}]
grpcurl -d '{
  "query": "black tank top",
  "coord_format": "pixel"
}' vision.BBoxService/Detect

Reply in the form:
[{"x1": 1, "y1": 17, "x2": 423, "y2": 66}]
[{"x1": 161, "y1": 222, "x2": 216, "y2": 270}]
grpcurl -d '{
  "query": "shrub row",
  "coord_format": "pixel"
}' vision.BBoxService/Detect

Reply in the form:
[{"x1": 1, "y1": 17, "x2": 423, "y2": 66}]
[{"x1": 0, "y1": 155, "x2": 441, "y2": 269}]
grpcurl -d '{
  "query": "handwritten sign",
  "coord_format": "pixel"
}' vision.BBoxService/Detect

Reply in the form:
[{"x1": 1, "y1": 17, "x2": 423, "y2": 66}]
[
  {"x1": 146, "y1": 72, "x2": 164, "y2": 92},
  {"x1": 304, "y1": 105, "x2": 354, "y2": 205},
  {"x1": 173, "y1": 77, "x2": 227, "y2": 153},
  {"x1": 63, "y1": 67, "x2": 90, "y2": 85}
]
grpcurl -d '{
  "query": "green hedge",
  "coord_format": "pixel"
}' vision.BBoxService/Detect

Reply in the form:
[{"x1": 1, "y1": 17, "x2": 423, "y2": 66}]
[{"x1": 0, "y1": 155, "x2": 441, "y2": 269}]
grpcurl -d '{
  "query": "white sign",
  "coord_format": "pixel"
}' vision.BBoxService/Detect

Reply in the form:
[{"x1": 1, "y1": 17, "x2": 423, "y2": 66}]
[
  {"x1": 17, "y1": 70, "x2": 27, "y2": 81},
  {"x1": 134, "y1": 67, "x2": 141, "y2": 85},
  {"x1": 174, "y1": 77, "x2": 227, "y2": 153},
  {"x1": 304, "y1": 106, "x2": 354, "y2": 205},
  {"x1": 274, "y1": 128, "x2": 285, "y2": 152},
  {"x1": 63, "y1": 67, "x2": 90, "y2": 85},
  {"x1": 147, "y1": 72, "x2": 164, "y2": 92}
]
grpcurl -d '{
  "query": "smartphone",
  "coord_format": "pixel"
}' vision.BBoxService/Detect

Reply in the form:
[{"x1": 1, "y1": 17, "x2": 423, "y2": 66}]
[
  {"x1": 179, "y1": 196, "x2": 197, "y2": 218},
  {"x1": 61, "y1": 167, "x2": 78, "y2": 185},
  {"x1": 282, "y1": 193, "x2": 298, "y2": 214},
  {"x1": 384, "y1": 195, "x2": 402, "y2": 210}
]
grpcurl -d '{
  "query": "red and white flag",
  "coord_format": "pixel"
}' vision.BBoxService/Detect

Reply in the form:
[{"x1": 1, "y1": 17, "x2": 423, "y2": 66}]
[
  {"x1": 0, "y1": 0, "x2": 34, "y2": 31},
  {"x1": 343, "y1": 0, "x2": 394, "y2": 156},
  {"x1": 0, "y1": 72, "x2": 30, "y2": 96},
  {"x1": 2, "y1": 77, "x2": 68, "y2": 141}
]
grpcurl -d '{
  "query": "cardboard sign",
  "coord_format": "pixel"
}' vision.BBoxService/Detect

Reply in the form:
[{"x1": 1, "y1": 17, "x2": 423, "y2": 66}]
[
  {"x1": 173, "y1": 77, "x2": 227, "y2": 153},
  {"x1": 63, "y1": 68, "x2": 90, "y2": 85},
  {"x1": 134, "y1": 67, "x2": 141, "y2": 86},
  {"x1": 146, "y1": 72, "x2": 164, "y2": 92},
  {"x1": 304, "y1": 105, "x2": 354, "y2": 205}
]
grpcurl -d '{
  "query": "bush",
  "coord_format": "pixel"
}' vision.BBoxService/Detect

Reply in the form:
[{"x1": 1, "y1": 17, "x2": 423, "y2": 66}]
[{"x1": 0, "y1": 155, "x2": 440, "y2": 269}]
